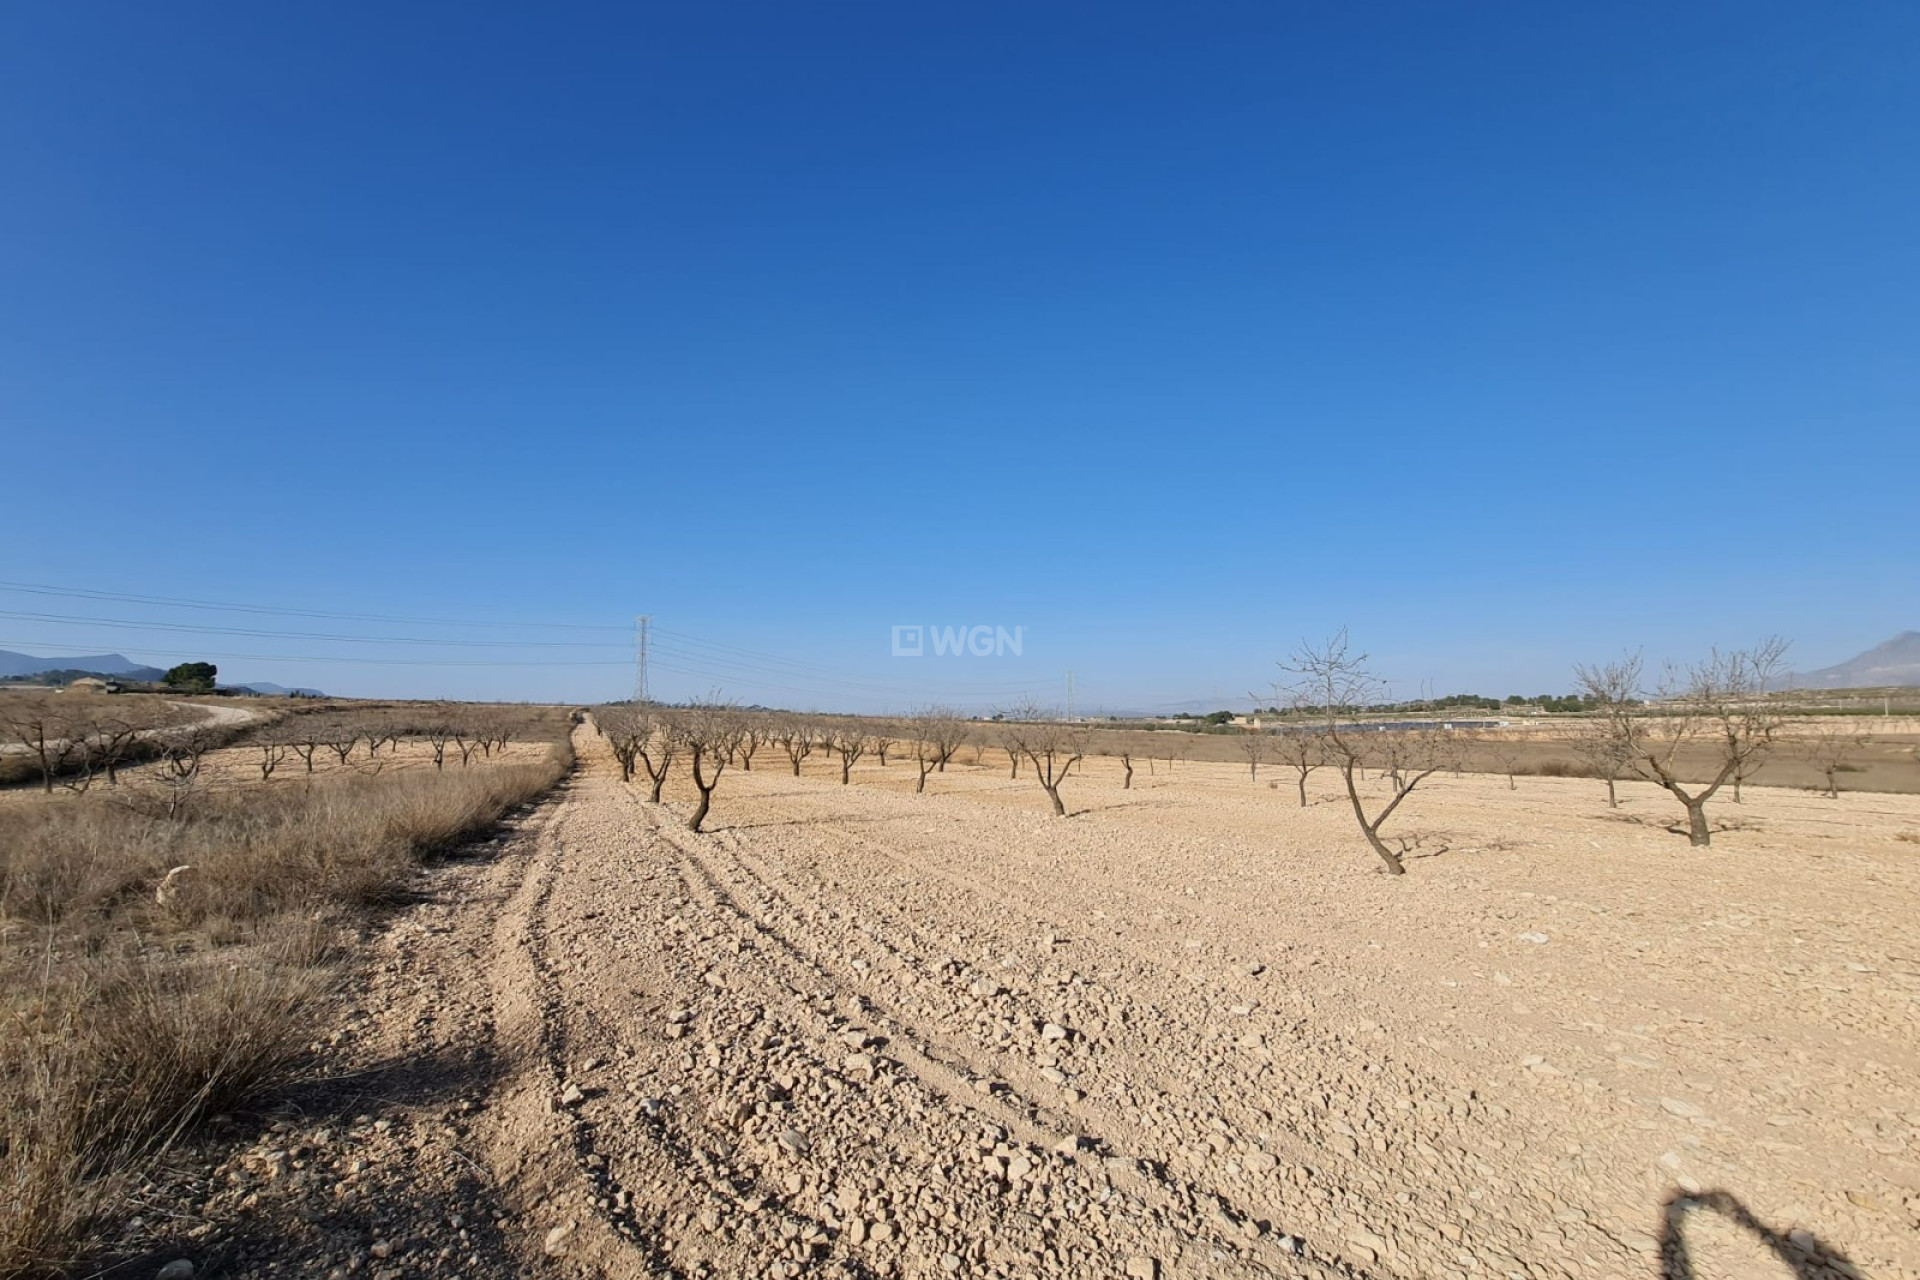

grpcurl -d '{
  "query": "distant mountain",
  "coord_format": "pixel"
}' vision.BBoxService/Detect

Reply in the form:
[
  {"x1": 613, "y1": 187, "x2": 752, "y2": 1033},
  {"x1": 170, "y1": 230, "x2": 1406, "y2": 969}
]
[
  {"x1": 0, "y1": 649, "x2": 165, "y2": 681},
  {"x1": 229, "y1": 681, "x2": 327, "y2": 697},
  {"x1": 1784, "y1": 632, "x2": 1920, "y2": 689}
]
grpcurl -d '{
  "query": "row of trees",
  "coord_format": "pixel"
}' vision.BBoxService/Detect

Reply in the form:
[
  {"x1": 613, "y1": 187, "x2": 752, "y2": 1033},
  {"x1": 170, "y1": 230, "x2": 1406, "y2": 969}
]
[
  {"x1": 251, "y1": 708, "x2": 521, "y2": 778},
  {"x1": 594, "y1": 630, "x2": 1863, "y2": 875},
  {"x1": 0, "y1": 698, "x2": 205, "y2": 793},
  {"x1": 594, "y1": 701, "x2": 1106, "y2": 831},
  {"x1": 1269, "y1": 632, "x2": 1805, "y2": 873}
]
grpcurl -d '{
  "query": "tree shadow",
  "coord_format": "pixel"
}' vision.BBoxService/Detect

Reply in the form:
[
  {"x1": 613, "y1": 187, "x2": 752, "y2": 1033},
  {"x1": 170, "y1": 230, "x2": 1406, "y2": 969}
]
[
  {"x1": 1659, "y1": 1188, "x2": 1861, "y2": 1280},
  {"x1": 716, "y1": 813, "x2": 901, "y2": 832},
  {"x1": 1069, "y1": 798, "x2": 1183, "y2": 817}
]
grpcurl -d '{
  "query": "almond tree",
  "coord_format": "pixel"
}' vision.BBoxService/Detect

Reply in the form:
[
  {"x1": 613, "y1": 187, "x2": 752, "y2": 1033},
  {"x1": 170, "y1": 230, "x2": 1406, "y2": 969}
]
[
  {"x1": 998, "y1": 702, "x2": 1086, "y2": 817},
  {"x1": 1801, "y1": 719, "x2": 1870, "y2": 799},
  {"x1": 910, "y1": 707, "x2": 967, "y2": 795},
  {"x1": 918, "y1": 707, "x2": 969, "y2": 779},
  {"x1": 1575, "y1": 639, "x2": 1789, "y2": 846},
  {"x1": 734, "y1": 719, "x2": 765, "y2": 771},
  {"x1": 1569, "y1": 705, "x2": 1635, "y2": 808},
  {"x1": 1237, "y1": 727, "x2": 1268, "y2": 781},
  {"x1": 597, "y1": 705, "x2": 646, "y2": 782},
  {"x1": 830, "y1": 723, "x2": 867, "y2": 784},
  {"x1": 1477, "y1": 733, "x2": 1525, "y2": 790},
  {"x1": 635, "y1": 710, "x2": 679, "y2": 802},
  {"x1": 1281, "y1": 632, "x2": 1453, "y2": 875},
  {"x1": 773, "y1": 717, "x2": 814, "y2": 776},
  {"x1": 319, "y1": 719, "x2": 363, "y2": 766},
  {"x1": 1271, "y1": 730, "x2": 1323, "y2": 808},
  {"x1": 678, "y1": 703, "x2": 739, "y2": 832},
  {"x1": 0, "y1": 699, "x2": 85, "y2": 793}
]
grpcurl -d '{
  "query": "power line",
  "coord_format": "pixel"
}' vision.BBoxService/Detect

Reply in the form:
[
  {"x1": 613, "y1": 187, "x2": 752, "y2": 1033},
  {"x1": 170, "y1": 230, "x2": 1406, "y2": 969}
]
[
  {"x1": 0, "y1": 610, "x2": 628, "y2": 648},
  {"x1": 0, "y1": 580, "x2": 629, "y2": 631}
]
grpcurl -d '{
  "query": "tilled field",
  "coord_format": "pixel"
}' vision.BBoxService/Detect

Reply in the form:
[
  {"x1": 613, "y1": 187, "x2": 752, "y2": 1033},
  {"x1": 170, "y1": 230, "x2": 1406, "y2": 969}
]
[{"x1": 194, "y1": 725, "x2": 1920, "y2": 1280}]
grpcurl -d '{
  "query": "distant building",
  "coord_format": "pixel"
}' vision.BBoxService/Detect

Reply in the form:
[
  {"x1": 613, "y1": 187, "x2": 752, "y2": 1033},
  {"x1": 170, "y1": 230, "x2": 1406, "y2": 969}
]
[{"x1": 67, "y1": 676, "x2": 121, "y2": 694}]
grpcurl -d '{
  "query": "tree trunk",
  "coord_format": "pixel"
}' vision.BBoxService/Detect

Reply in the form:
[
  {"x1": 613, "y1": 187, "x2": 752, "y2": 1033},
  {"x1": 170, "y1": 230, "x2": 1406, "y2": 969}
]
[
  {"x1": 1361, "y1": 826, "x2": 1407, "y2": 874},
  {"x1": 1122, "y1": 757, "x2": 1132, "y2": 790},
  {"x1": 1507, "y1": 772, "x2": 1516, "y2": 791},
  {"x1": 1605, "y1": 776, "x2": 1617, "y2": 808},
  {"x1": 916, "y1": 765, "x2": 930, "y2": 794},
  {"x1": 840, "y1": 759, "x2": 852, "y2": 784},
  {"x1": 1342, "y1": 765, "x2": 1406, "y2": 875},
  {"x1": 1042, "y1": 784, "x2": 1066, "y2": 817},
  {"x1": 1825, "y1": 768, "x2": 1838, "y2": 799},
  {"x1": 1297, "y1": 773, "x2": 1309, "y2": 807},
  {"x1": 1686, "y1": 801, "x2": 1711, "y2": 847},
  {"x1": 688, "y1": 789, "x2": 712, "y2": 832}
]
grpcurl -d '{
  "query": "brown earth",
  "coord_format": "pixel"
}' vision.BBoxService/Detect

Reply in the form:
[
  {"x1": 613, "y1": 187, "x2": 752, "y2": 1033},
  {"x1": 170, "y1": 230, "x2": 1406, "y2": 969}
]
[{"x1": 170, "y1": 722, "x2": 1920, "y2": 1280}]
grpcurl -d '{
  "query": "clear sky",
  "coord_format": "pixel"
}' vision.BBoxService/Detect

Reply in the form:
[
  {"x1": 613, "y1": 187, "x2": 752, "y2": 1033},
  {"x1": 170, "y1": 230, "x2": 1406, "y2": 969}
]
[{"x1": 4, "y1": 2, "x2": 1915, "y2": 712}]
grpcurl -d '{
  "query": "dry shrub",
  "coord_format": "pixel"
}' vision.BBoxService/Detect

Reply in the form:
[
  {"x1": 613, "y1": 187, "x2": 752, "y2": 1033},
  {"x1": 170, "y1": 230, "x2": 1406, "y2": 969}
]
[
  {"x1": 0, "y1": 715, "x2": 575, "y2": 1278},
  {"x1": 1, "y1": 747, "x2": 570, "y2": 932},
  {"x1": 2, "y1": 956, "x2": 325, "y2": 1279},
  {"x1": 1517, "y1": 759, "x2": 1597, "y2": 779}
]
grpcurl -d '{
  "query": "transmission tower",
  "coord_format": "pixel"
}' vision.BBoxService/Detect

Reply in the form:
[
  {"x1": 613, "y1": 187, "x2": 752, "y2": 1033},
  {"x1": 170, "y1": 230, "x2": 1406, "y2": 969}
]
[{"x1": 634, "y1": 615, "x2": 651, "y2": 705}]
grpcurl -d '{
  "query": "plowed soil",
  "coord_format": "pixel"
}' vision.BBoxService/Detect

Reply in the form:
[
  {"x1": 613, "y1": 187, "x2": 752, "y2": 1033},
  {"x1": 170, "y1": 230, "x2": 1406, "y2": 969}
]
[{"x1": 188, "y1": 724, "x2": 1919, "y2": 1280}]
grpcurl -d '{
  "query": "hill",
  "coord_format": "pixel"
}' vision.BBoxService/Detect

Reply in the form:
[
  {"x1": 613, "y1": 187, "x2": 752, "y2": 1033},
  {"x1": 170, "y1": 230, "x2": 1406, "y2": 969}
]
[
  {"x1": 1786, "y1": 632, "x2": 1920, "y2": 689},
  {"x1": 0, "y1": 649, "x2": 165, "y2": 681}
]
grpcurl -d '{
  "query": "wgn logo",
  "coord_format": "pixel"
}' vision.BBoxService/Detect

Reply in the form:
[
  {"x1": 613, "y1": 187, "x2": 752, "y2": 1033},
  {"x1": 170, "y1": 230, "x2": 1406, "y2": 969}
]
[{"x1": 891, "y1": 624, "x2": 1025, "y2": 658}]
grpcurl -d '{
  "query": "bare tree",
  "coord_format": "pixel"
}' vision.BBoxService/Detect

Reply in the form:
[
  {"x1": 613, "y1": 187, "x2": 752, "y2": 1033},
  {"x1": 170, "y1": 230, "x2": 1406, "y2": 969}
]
[
  {"x1": 1004, "y1": 743, "x2": 1020, "y2": 779},
  {"x1": 74, "y1": 703, "x2": 182, "y2": 789},
  {"x1": 830, "y1": 723, "x2": 867, "y2": 785},
  {"x1": 317, "y1": 719, "x2": 362, "y2": 766},
  {"x1": 870, "y1": 728, "x2": 895, "y2": 767},
  {"x1": 1281, "y1": 632, "x2": 1453, "y2": 875},
  {"x1": 422, "y1": 721, "x2": 454, "y2": 770},
  {"x1": 1237, "y1": 728, "x2": 1268, "y2": 781},
  {"x1": 0, "y1": 699, "x2": 85, "y2": 793},
  {"x1": 1271, "y1": 730, "x2": 1323, "y2": 808},
  {"x1": 1575, "y1": 639, "x2": 1789, "y2": 847},
  {"x1": 911, "y1": 707, "x2": 967, "y2": 795},
  {"x1": 1477, "y1": 733, "x2": 1524, "y2": 790},
  {"x1": 1568, "y1": 689, "x2": 1636, "y2": 808},
  {"x1": 635, "y1": 710, "x2": 679, "y2": 803},
  {"x1": 773, "y1": 717, "x2": 814, "y2": 776},
  {"x1": 998, "y1": 702, "x2": 1086, "y2": 817},
  {"x1": 1119, "y1": 750, "x2": 1133, "y2": 789},
  {"x1": 286, "y1": 719, "x2": 323, "y2": 774},
  {"x1": 734, "y1": 719, "x2": 765, "y2": 771},
  {"x1": 679, "y1": 703, "x2": 739, "y2": 832},
  {"x1": 453, "y1": 715, "x2": 483, "y2": 766},
  {"x1": 920, "y1": 708, "x2": 969, "y2": 778},
  {"x1": 257, "y1": 735, "x2": 288, "y2": 781},
  {"x1": 597, "y1": 705, "x2": 647, "y2": 782},
  {"x1": 1802, "y1": 720, "x2": 1870, "y2": 799}
]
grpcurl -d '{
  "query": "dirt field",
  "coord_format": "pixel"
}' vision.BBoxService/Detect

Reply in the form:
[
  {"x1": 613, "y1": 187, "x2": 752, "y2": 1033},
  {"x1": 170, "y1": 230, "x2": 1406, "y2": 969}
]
[{"x1": 190, "y1": 722, "x2": 1920, "y2": 1280}]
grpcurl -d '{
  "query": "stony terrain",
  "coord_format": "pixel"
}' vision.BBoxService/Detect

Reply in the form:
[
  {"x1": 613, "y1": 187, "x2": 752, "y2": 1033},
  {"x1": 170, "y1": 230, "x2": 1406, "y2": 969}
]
[{"x1": 159, "y1": 725, "x2": 1920, "y2": 1280}]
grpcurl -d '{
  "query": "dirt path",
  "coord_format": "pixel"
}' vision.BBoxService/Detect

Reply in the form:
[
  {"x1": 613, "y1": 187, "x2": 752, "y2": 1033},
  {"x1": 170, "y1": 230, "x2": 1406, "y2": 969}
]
[{"x1": 193, "y1": 724, "x2": 1917, "y2": 1280}]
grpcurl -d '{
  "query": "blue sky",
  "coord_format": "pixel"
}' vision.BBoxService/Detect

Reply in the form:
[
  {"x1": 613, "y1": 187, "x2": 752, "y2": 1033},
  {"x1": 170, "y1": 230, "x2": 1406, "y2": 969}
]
[{"x1": 4, "y1": 2, "x2": 1915, "y2": 711}]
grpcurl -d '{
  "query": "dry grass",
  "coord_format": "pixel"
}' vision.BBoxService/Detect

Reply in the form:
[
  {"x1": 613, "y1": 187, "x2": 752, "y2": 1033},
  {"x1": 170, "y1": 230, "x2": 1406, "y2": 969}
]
[{"x1": 0, "y1": 707, "x2": 575, "y2": 1279}]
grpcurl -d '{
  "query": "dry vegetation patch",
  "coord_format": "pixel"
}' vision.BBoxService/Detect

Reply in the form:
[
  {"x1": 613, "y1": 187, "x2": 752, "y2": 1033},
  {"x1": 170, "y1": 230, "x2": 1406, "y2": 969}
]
[{"x1": 0, "y1": 703, "x2": 575, "y2": 1280}]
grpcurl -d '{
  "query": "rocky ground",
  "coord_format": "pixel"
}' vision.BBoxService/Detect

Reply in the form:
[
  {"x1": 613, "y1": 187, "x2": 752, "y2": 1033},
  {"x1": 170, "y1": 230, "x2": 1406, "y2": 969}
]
[{"x1": 136, "y1": 726, "x2": 1919, "y2": 1280}]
